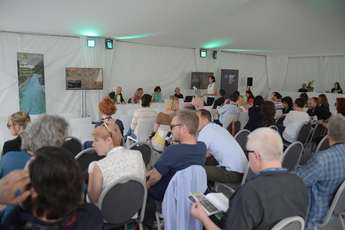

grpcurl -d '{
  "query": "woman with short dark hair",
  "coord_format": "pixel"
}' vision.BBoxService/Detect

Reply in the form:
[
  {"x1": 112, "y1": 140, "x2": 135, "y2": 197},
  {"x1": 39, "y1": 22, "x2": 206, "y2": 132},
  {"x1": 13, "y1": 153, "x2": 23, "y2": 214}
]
[{"x1": 3, "y1": 147, "x2": 103, "y2": 230}]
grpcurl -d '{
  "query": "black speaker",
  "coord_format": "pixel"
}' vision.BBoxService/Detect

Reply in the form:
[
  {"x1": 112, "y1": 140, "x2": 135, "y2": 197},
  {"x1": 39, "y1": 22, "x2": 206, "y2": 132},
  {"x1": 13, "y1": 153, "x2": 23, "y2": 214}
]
[
  {"x1": 247, "y1": 77, "x2": 253, "y2": 87},
  {"x1": 212, "y1": 50, "x2": 217, "y2": 59}
]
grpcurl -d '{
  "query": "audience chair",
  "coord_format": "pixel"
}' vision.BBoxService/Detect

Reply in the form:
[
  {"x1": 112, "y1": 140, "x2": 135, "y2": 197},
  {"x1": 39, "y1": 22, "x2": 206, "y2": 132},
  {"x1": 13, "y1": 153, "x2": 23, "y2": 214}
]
[
  {"x1": 158, "y1": 165, "x2": 207, "y2": 230},
  {"x1": 135, "y1": 118, "x2": 156, "y2": 142},
  {"x1": 234, "y1": 129, "x2": 251, "y2": 154},
  {"x1": 314, "y1": 180, "x2": 345, "y2": 230},
  {"x1": 271, "y1": 216, "x2": 305, "y2": 230},
  {"x1": 75, "y1": 148, "x2": 104, "y2": 181},
  {"x1": 296, "y1": 122, "x2": 313, "y2": 145},
  {"x1": 98, "y1": 177, "x2": 147, "y2": 230},
  {"x1": 62, "y1": 136, "x2": 82, "y2": 158},
  {"x1": 282, "y1": 141, "x2": 304, "y2": 171},
  {"x1": 214, "y1": 164, "x2": 254, "y2": 198},
  {"x1": 130, "y1": 143, "x2": 152, "y2": 167},
  {"x1": 227, "y1": 120, "x2": 241, "y2": 136},
  {"x1": 315, "y1": 136, "x2": 330, "y2": 153},
  {"x1": 308, "y1": 123, "x2": 328, "y2": 152}
]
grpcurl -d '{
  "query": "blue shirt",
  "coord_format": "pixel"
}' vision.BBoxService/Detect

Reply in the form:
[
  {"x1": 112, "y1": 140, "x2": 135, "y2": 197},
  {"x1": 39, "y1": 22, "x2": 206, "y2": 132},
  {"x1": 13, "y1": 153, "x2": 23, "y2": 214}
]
[
  {"x1": 296, "y1": 143, "x2": 345, "y2": 229},
  {"x1": 149, "y1": 142, "x2": 206, "y2": 201},
  {"x1": 0, "y1": 150, "x2": 31, "y2": 178}
]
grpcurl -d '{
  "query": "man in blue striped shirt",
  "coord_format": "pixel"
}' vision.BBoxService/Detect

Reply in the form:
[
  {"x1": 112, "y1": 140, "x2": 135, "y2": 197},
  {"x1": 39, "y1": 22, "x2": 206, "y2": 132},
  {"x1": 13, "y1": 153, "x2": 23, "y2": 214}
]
[{"x1": 296, "y1": 114, "x2": 345, "y2": 229}]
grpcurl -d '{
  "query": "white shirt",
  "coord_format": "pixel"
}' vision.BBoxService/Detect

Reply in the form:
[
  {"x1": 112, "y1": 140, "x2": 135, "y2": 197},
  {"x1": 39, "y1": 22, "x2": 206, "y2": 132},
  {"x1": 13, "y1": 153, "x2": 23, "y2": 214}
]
[
  {"x1": 207, "y1": 82, "x2": 216, "y2": 95},
  {"x1": 130, "y1": 107, "x2": 157, "y2": 131},
  {"x1": 198, "y1": 123, "x2": 248, "y2": 173},
  {"x1": 283, "y1": 110, "x2": 310, "y2": 143},
  {"x1": 89, "y1": 146, "x2": 146, "y2": 189}
]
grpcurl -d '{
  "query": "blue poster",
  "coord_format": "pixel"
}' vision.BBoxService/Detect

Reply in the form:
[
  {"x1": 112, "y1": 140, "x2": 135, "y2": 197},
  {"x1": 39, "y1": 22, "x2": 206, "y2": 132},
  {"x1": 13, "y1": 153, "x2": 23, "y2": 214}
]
[{"x1": 17, "y1": 53, "x2": 46, "y2": 114}]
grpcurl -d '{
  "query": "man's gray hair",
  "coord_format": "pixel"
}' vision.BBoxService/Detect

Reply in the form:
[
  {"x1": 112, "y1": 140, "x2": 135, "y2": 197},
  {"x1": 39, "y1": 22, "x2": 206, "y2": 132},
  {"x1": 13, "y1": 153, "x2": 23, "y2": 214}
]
[
  {"x1": 246, "y1": 127, "x2": 284, "y2": 162},
  {"x1": 328, "y1": 114, "x2": 345, "y2": 143},
  {"x1": 21, "y1": 115, "x2": 69, "y2": 153}
]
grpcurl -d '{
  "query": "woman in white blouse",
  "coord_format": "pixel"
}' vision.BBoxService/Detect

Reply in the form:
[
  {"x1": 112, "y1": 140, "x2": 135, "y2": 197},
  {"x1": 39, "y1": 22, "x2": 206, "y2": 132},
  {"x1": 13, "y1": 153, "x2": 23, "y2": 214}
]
[
  {"x1": 206, "y1": 76, "x2": 217, "y2": 106},
  {"x1": 88, "y1": 121, "x2": 146, "y2": 204}
]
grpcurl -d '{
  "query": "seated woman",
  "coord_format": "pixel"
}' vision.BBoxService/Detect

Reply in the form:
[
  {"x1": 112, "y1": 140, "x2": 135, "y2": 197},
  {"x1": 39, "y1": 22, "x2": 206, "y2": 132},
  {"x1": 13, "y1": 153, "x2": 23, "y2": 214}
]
[
  {"x1": 96, "y1": 96, "x2": 124, "y2": 135},
  {"x1": 131, "y1": 88, "x2": 144, "y2": 104},
  {"x1": 154, "y1": 96, "x2": 179, "y2": 132},
  {"x1": 88, "y1": 122, "x2": 146, "y2": 204},
  {"x1": 245, "y1": 90, "x2": 255, "y2": 106},
  {"x1": 152, "y1": 86, "x2": 162, "y2": 103},
  {"x1": 2, "y1": 112, "x2": 30, "y2": 156},
  {"x1": 261, "y1": 101, "x2": 276, "y2": 127},
  {"x1": 2, "y1": 146, "x2": 103, "y2": 230},
  {"x1": 336, "y1": 98, "x2": 345, "y2": 116},
  {"x1": 282, "y1": 96, "x2": 293, "y2": 115},
  {"x1": 331, "y1": 82, "x2": 343, "y2": 94},
  {"x1": 109, "y1": 86, "x2": 125, "y2": 104},
  {"x1": 244, "y1": 96, "x2": 264, "y2": 131}
]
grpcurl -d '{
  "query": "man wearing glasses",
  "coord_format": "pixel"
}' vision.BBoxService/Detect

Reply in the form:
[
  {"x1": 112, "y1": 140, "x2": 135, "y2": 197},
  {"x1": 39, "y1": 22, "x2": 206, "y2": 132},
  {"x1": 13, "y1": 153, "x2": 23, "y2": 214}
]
[
  {"x1": 144, "y1": 110, "x2": 206, "y2": 228},
  {"x1": 191, "y1": 127, "x2": 308, "y2": 230}
]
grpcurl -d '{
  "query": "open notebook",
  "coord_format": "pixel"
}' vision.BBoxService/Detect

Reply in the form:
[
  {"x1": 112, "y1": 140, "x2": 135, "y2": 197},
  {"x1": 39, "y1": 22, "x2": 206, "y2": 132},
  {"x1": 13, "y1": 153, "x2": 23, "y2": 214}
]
[{"x1": 189, "y1": 192, "x2": 229, "y2": 216}]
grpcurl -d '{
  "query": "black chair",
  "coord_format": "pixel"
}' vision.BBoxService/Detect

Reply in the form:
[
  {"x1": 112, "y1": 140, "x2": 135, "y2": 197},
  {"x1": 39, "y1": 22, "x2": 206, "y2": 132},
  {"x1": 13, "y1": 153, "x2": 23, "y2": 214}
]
[
  {"x1": 296, "y1": 122, "x2": 313, "y2": 145},
  {"x1": 98, "y1": 178, "x2": 146, "y2": 230},
  {"x1": 315, "y1": 136, "x2": 330, "y2": 153},
  {"x1": 130, "y1": 143, "x2": 152, "y2": 167},
  {"x1": 234, "y1": 129, "x2": 250, "y2": 155},
  {"x1": 62, "y1": 136, "x2": 82, "y2": 158},
  {"x1": 227, "y1": 120, "x2": 241, "y2": 136},
  {"x1": 282, "y1": 141, "x2": 304, "y2": 171},
  {"x1": 75, "y1": 148, "x2": 104, "y2": 181},
  {"x1": 315, "y1": 180, "x2": 345, "y2": 230}
]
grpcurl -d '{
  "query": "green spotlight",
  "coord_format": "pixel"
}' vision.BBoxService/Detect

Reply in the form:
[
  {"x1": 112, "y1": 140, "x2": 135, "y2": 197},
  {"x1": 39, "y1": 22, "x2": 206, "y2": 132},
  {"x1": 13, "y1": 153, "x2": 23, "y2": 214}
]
[
  {"x1": 200, "y1": 49, "x2": 207, "y2": 58},
  {"x1": 87, "y1": 38, "x2": 96, "y2": 48},
  {"x1": 105, "y1": 38, "x2": 113, "y2": 49}
]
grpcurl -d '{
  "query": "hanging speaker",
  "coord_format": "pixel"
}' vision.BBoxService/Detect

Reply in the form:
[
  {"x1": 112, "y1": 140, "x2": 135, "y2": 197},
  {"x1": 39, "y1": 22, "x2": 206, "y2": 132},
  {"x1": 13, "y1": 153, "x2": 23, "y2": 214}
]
[
  {"x1": 247, "y1": 77, "x2": 253, "y2": 87},
  {"x1": 212, "y1": 50, "x2": 217, "y2": 59}
]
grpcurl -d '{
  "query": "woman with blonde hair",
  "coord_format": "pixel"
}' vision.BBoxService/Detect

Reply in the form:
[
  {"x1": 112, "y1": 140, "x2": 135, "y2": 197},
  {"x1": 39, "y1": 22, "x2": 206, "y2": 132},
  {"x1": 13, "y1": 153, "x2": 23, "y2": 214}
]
[
  {"x1": 131, "y1": 88, "x2": 144, "y2": 104},
  {"x1": 88, "y1": 121, "x2": 145, "y2": 204},
  {"x1": 154, "y1": 96, "x2": 179, "y2": 131},
  {"x1": 2, "y1": 112, "x2": 30, "y2": 155}
]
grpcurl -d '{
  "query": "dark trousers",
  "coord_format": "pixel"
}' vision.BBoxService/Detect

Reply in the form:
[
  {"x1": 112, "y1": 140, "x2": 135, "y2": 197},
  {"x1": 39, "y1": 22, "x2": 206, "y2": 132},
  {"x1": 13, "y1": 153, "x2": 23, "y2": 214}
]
[{"x1": 205, "y1": 156, "x2": 243, "y2": 184}]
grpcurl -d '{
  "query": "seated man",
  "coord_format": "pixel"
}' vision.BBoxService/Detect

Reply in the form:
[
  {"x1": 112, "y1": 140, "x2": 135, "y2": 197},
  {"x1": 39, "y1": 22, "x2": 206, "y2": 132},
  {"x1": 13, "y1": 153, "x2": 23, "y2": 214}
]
[
  {"x1": 144, "y1": 110, "x2": 206, "y2": 227},
  {"x1": 283, "y1": 97, "x2": 310, "y2": 143},
  {"x1": 296, "y1": 114, "x2": 345, "y2": 229},
  {"x1": 196, "y1": 109, "x2": 247, "y2": 184},
  {"x1": 217, "y1": 92, "x2": 240, "y2": 128},
  {"x1": 192, "y1": 127, "x2": 308, "y2": 230}
]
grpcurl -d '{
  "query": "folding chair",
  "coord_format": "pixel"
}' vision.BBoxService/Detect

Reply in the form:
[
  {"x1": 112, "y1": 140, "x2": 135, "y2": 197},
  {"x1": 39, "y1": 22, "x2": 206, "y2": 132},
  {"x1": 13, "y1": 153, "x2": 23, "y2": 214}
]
[
  {"x1": 234, "y1": 129, "x2": 251, "y2": 154},
  {"x1": 282, "y1": 141, "x2": 304, "y2": 171},
  {"x1": 75, "y1": 148, "x2": 104, "y2": 181},
  {"x1": 130, "y1": 143, "x2": 152, "y2": 167},
  {"x1": 315, "y1": 180, "x2": 345, "y2": 230},
  {"x1": 315, "y1": 136, "x2": 329, "y2": 153},
  {"x1": 271, "y1": 216, "x2": 305, "y2": 230},
  {"x1": 98, "y1": 177, "x2": 147, "y2": 230},
  {"x1": 62, "y1": 136, "x2": 82, "y2": 158}
]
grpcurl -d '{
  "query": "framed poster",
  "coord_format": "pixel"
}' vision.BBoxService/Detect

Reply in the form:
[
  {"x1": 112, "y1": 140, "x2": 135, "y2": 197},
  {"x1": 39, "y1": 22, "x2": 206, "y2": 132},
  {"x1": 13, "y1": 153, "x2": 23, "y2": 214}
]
[{"x1": 17, "y1": 52, "x2": 46, "y2": 114}]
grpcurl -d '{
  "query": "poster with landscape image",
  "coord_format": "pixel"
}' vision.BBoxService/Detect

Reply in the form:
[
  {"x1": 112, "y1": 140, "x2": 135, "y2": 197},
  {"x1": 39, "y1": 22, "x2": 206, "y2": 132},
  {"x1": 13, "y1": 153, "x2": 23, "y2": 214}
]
[{"x1": 17, "y1": 52, "x2": 46, "y2": 114}]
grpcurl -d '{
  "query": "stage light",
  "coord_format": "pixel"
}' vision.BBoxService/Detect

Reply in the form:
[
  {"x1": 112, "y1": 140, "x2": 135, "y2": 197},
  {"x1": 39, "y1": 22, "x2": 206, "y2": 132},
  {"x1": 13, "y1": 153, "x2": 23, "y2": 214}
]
[
  {"x1": 87, "y1": 38, "x2": 96, "y2": 48},
  {"x1": 200, "y1": 49, "x2": 207, "y2": 58},
  {"x1": 105, "y1": 38, "x2": 113, "y2": 49}
]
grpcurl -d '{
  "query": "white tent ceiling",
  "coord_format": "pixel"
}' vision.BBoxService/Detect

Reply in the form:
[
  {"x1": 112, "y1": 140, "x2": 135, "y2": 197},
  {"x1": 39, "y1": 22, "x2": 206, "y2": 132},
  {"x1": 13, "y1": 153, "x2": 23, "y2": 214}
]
[{"x1": 1, "y1": 0, "x2": 345, "y2": 55}]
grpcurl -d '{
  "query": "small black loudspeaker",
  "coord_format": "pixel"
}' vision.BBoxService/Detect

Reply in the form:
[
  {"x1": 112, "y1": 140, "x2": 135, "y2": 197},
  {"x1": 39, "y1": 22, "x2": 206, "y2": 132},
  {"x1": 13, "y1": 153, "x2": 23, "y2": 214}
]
[
  {"x1": 212, "y1": 50, "x2": 217, "y2": 59},
  {"x1": 247, "y1": 77, "x2": 253, "y2": 87}
]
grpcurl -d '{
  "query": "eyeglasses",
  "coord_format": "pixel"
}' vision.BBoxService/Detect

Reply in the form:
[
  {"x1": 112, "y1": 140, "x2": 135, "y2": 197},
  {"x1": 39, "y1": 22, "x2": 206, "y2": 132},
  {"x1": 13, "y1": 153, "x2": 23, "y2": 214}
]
[
  {"x1": 170, "y1": 123, "x2": 182, "y2": 130},
  {"x1": 102, "y1": 122, "x2": 113, "y2": 137}
]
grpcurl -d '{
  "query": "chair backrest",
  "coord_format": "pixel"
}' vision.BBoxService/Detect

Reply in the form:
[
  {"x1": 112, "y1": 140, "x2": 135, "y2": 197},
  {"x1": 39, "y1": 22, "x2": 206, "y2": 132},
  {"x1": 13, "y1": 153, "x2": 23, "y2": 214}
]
[
  {"x1": 135, "y1": 118, "x2": 156, "y2": 142},
  {"x1": 162, "y1": 165, "x2": 207, "y2": 230},
  {"x1": 98, "y1": 177, "x2": 147, "y2": 225},
  {"x1": 130, "y1": 143, "x2": 151, "y2": 166},
  {"x1": 227, "y1": 120, "x2": 241, "y2": 136},
  {"x1": 282, "y1": 141, "x2": 304, "y2": 171},
  {"x1": 234, "y1": 129, "x2": 250, "y2": 153},
  {"x1": 62, "y1": 136, "x2": 82, "y2": 158},
  {"x1": 318, "y1": 180, "x2": 345, "y2": 227},
  {"x1": 271, "y1": 216, "x2": 305, "y2": 230},
  {"x1": 296, "y1": 123, "x2": 313, "y2": 145},
  {"x1": 75, "y1": 148, "x2": 104, "y2": 180},
  {"x1": 315, "y1": 135, "x2": 329, "y2": 153}
]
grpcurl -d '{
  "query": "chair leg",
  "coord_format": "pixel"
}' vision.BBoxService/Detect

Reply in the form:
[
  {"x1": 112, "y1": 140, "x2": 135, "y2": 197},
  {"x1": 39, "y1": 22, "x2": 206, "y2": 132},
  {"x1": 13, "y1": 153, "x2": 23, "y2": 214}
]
[
  {"x1": 155, "y1": 212, "x2": 162, "y2": 230},
  {"x1": 339, "y1": 215, "x2": 345, "y2": 230}
]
